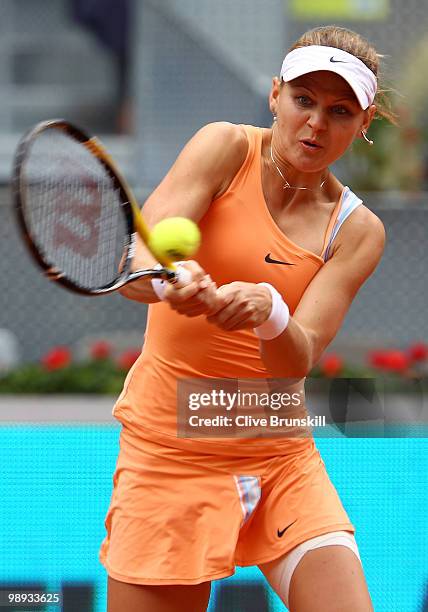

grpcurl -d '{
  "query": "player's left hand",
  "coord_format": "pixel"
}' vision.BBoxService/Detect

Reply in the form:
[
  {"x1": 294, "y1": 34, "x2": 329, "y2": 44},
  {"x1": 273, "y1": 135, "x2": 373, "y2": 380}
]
[
  {"x1": 206, "y1": 282, "x2": 272, "y2": 331},
  {"x1": 163, "y1": 260, "x2": 228, "y2": 317}
]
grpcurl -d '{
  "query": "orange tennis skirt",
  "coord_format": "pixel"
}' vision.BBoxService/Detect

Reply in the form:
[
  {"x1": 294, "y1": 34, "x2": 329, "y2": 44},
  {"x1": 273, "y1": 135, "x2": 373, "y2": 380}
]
[{"x1": 99, "y1": 424, "x2": 354, "y2": 585}]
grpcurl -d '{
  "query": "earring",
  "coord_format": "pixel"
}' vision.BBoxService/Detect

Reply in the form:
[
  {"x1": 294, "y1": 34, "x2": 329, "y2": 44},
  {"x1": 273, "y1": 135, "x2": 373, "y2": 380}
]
[
  {"x1": 273, "y1": 114, "x2": 277, "y2": 121},
  {"x1": 361, "y1": 130, "x2": 374, "y2": 145}
]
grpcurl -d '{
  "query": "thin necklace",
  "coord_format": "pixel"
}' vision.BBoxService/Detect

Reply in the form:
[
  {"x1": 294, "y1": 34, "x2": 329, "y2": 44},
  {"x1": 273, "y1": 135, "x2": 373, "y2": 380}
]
[{"x1": 270, "y1": 141, "x2": 328, "y2": 191}]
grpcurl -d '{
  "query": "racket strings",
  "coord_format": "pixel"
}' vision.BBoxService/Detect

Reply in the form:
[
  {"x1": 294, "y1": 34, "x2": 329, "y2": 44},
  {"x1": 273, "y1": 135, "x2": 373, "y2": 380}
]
[{"x1": 22, "y1": 130, "x2": 127, "y2": 290}]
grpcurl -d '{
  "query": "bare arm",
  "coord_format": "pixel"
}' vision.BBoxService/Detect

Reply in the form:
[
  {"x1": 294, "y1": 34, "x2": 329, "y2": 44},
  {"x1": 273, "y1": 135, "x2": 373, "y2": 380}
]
[
  {"x1": 260, "y1": 207, "x2": 386, "y2": 377},
  {"x1": 118, "y1": 122, "x2": 248, "y2": 303}
]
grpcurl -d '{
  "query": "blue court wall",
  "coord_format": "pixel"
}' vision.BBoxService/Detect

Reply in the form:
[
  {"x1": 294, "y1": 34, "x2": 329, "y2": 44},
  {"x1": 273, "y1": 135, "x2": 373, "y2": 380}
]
[{"x1": 0, "y1": 425, "x2": 426, "y2": 612}]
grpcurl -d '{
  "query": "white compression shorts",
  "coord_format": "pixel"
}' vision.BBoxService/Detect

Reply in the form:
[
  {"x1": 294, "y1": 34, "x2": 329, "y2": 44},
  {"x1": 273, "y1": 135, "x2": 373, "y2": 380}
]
[{"x1": 258, "y1": 530, "x2": 361, "y2": 609}]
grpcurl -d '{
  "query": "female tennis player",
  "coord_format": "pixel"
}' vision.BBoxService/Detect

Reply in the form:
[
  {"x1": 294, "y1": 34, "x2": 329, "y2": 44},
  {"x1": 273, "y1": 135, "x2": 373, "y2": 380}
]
[{"x1": 100, "y1": 26, "x2": 394, "y2": 611}]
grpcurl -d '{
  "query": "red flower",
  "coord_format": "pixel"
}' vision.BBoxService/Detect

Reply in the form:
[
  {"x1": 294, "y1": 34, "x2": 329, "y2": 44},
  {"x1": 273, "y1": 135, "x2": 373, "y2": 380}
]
[
  {"x1": 117, "y1": 349, "x2": 141, "y2": 371},
  {"x1": 41, "y1": 346, "x2": 72, "y2": 371},
  {"x1": 90, "y1": 340, "x2": 112, "y2": 360},
  {"x1": 369, "y1": 350, "x2": 389, "y2": 369},
  {"x1": 382, "y1": 350, "x2": 410, "y2": 373},
  {"x1": 320, "y1": 354, "x2": 343, "y2": 377},
  {"x1": 408, "y1": 342, "x2": 428, "y2": 362}
]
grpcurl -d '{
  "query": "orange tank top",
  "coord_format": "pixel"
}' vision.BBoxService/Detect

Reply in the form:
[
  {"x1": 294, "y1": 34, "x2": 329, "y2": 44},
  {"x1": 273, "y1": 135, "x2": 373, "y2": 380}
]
[{"x1": 114, "y1": 125, "x2": 343, "y2": 455}]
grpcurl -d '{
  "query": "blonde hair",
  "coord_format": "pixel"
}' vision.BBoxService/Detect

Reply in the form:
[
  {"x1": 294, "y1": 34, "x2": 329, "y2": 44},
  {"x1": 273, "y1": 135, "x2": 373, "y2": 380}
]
[{"x1": 289, "y1": 25, "x2": 397, "y2": 124}]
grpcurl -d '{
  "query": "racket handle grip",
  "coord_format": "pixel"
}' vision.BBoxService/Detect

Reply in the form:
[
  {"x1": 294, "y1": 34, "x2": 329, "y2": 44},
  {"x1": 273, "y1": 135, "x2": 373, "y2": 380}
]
[
  {"x1": 151, "y1": 262, "x2": 192, "y2": 299},
  {"x1": 172, "y1": 265, "x2": 192, "y2": 287}
]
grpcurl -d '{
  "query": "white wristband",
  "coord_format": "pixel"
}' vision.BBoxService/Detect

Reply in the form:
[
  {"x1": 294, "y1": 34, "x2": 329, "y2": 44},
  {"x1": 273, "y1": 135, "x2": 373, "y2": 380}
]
[
  {"x1": 254, "y1": 283, "x2": 290, "y2": 340},
  {"x1": 151, "y1": 262, "x2": 192, "y2": 301}
]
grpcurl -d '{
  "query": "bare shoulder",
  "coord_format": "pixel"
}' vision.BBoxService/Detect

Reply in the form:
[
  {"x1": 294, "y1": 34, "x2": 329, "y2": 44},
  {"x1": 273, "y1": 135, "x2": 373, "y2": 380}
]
[
  {"x1": 197, "y1": 121, "x2": 248, "y2": 147},
  {"x1": 160, "y1": 121, "x2": 249, "y2": 199},
  {"x1": 189, "y1": 122, "x2": 248, "y2": 163},
  {"x1": 194, "y1": 122, "x2": 249, "y2": 195},
  {"x1": 334, "y1": 204, "x2": 386, "y2": 261}
]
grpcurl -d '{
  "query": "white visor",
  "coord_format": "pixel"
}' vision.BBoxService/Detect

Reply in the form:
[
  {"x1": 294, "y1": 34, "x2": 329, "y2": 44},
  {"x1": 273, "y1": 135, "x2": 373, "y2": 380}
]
[{"x1": 280, "y1": 45, "x2": 377, "y2": 110}]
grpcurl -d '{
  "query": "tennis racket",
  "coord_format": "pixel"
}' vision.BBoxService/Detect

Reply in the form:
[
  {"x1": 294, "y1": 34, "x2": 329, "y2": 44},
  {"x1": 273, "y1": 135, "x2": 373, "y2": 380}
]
[{"x1": 12, "y1": 119, "x2": 182, "y2": 296}]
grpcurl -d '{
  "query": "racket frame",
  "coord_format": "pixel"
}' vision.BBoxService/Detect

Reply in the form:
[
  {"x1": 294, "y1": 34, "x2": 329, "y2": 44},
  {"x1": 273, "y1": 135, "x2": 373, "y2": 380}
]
[{"x1": 12, "y1": 119, "x2": 175, "y2": 296}]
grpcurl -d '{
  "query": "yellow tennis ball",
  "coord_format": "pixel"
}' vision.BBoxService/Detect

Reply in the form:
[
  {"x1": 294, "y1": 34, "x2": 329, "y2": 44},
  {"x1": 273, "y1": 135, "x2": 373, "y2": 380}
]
[{"x1": 148, "y1": 217, "x2": 201, "y2": 261}]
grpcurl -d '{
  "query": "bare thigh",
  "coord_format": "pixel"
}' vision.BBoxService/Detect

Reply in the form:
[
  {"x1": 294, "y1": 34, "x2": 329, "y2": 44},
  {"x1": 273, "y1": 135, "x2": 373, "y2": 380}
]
[
  {"x1": 107, "y1": 576, "x2": 211, "y2": 612},
  {"x1": 289, "y1": 546, "x2": 373, "y2": 612}
]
